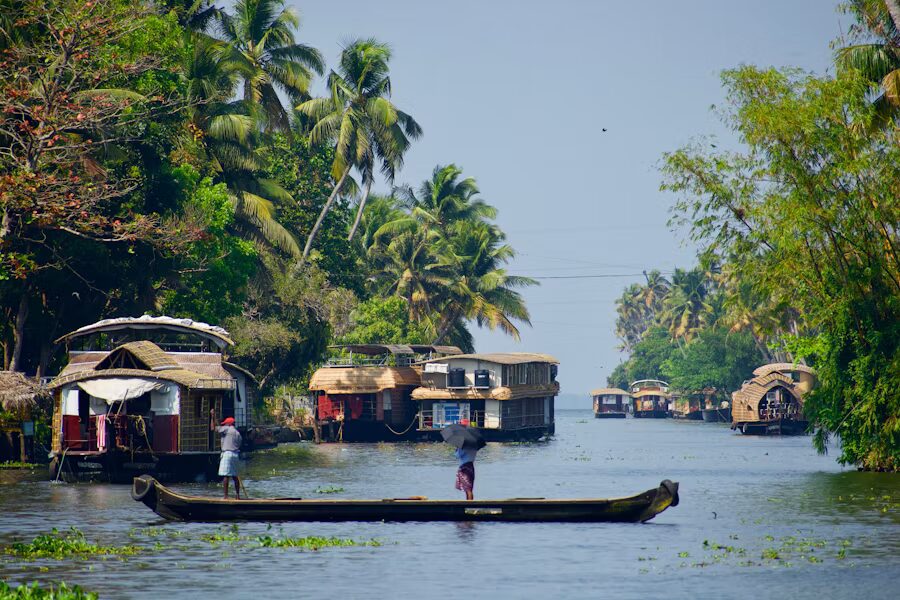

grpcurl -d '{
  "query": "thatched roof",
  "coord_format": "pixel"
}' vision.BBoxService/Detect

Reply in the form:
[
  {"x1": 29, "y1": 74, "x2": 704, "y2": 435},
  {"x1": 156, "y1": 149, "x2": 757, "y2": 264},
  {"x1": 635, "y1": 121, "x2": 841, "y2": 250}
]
[
  {"x1": 47, "y1": 341, "x2": 235, "y2": 391},
  {"x1": 731, "y1": 371, "x2": 804, "y2": 423},
  {"x1": 56, "y1": 315, "x2": 234, "y2": 348},
  {"x1": 752, "y1": 363, "x2": 815, "y2": 377},
  {"x1": 412, "y1": 382, "x2": 560, "y2": 401},
  {"x1": 417, "y1": 352, "x2": 559, "y2": 366},
  {"x1": 0, "y1": 371, "x2": 47, "y2": 412},
  {"x1": 591, "y1": 388, "x2": 630, "y2": 397},
  {"x1": 308, "y1": 366, "x2": 421, "y2": 394}
]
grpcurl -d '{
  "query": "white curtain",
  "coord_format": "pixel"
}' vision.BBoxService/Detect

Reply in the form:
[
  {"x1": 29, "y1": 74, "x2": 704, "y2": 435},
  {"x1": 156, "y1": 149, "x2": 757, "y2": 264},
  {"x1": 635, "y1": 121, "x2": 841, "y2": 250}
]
[{"x1": 77, "y1": 378, "x2": 164, "y2": 403}]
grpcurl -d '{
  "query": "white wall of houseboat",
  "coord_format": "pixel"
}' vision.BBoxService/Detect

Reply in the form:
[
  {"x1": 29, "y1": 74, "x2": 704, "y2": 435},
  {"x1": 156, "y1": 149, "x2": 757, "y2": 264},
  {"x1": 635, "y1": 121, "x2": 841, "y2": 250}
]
[
  {"x1": 61, "y1": 381, "x2": 179, "y2": 415},
  {"x1": 423, "y1": 358, "x2": 502, "y2": 388},
  {"x1": 484, "y1": 399, "x2": 501, "y2": 428}
]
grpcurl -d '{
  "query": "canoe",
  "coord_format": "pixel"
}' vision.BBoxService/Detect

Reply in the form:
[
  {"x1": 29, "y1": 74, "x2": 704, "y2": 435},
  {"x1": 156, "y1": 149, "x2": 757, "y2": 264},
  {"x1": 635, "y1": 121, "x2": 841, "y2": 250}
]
[{"x1": 131, "y1": 475, "x2": 679, "y2": 523}]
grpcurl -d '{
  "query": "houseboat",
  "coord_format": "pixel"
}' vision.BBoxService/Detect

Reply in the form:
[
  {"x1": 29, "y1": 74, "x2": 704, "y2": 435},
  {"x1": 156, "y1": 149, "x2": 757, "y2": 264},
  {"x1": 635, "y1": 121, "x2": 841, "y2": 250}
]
[
  {"x1": 670, "y1": 393, "x2": 703, "y2": 421},
  {"x1": 630, "y1": 380, "x2": 670, "y2": 418},
  {"x1": 731, "y1": 363, "x2": 815, "y2": 435},
  {"x1": 46, "y1": 316, "x2": 257, "y2": 482},
  {"x1": 591, "y1": 388, "x2": 630, "y2": 419},
  {"x1": 308, "y1": 344, "x2": 461, "y2": 442},
  {"x1": 412, "y1": 353, "x2": 559, "y2": 441}
]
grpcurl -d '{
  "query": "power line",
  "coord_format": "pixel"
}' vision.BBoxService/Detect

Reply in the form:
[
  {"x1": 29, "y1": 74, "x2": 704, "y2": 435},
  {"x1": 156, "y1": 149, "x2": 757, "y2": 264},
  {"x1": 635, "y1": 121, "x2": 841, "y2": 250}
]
[{"x1": 514, "y1": 272, "x2": 674, "y2": 280}]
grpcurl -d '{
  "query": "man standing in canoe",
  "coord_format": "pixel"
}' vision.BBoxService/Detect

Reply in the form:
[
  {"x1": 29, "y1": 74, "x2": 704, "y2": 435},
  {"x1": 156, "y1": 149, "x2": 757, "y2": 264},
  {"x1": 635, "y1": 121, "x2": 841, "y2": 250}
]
[
  {"x1": 441, "y1": 423, "x2": 485, "y2": 501},
  {"x1": 210, "y1": 409, "x2": 242, "y2": 499}
]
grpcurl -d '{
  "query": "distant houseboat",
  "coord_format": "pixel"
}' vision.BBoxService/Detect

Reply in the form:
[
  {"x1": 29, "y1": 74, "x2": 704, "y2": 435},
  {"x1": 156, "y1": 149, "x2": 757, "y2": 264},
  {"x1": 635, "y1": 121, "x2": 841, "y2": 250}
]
[
  {"x1": 591, "y1": 388, "x2": 630, "y2": 419},
  {"x1": 412, "y1": 353, "x2": 559, "y2": 441},
  {"x1": 731, "y1": 363, "x2": 815, "y2": 435},
  {"x1": 308, "y1": 344, "x2": 461, "y2": 442},
  {"x1": 630, "y1": 380, "x2": 670, "y2": 418},
  {"x1": 46, "y1": 316, "x2": 257, "y2": 482},
  {"x1": 670, "y1": 393, "x2": 703, "y2": 420}
]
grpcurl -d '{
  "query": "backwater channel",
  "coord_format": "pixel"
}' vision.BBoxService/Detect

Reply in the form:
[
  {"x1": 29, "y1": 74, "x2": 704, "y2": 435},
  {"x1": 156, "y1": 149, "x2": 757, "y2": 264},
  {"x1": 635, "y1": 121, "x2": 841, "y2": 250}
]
[{"x1": 1, "y1": 410, "x2": 899, "y2": 599}]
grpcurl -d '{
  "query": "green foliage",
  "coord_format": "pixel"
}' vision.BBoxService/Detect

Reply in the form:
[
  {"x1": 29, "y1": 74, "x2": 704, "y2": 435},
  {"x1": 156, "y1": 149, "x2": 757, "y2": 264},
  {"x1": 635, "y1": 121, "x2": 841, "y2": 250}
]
[
  {"x1": 663, "y1": 66, "x2": 900, "y2": 470},
  {"x1": 256, "y1": 535, "x2": 380, "y2": 550},
  {"x1": 0, "y1": 581, "x2": 97, "y2": 600},
  {"x1": 663, "y1": 327, "x2": 763, "y2": 395},
  {"x1": 338, "y1": 297, "x2": 430, "y2": 346},
  {"x1": 5, "y1": 528, "x2": 140, "y2": 559},
  {"x1": 622, "y1": 326, "x2": 679, "y2": 384}
]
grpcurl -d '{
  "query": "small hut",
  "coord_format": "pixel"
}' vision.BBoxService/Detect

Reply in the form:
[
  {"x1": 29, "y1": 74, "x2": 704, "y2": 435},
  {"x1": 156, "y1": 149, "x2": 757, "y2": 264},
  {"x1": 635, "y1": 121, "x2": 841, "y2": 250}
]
[
  {"x1": 591, "y1": 388, "x2": 630, "y2": 419},
  {"x1": 0, "y1": 371, "x2": 47, "y2": 463},
  {"x1": 731, "y1": 363, "x2": 815, "y2": 435}
]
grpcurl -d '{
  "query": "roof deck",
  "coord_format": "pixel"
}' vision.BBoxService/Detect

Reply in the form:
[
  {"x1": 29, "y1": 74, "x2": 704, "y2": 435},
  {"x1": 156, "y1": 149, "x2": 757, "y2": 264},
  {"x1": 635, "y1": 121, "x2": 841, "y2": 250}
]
[{"x1": 321, "y1": 344, "x2": 462, "y2": 368}]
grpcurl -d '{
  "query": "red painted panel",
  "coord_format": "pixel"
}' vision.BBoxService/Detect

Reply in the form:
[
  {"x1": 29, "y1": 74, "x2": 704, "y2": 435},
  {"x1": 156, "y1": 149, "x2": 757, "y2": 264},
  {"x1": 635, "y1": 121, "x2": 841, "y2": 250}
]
[
  {"x1": 63, "y1": 415, "x2": 84, "y2": 449},
  {"x1": 152, "y1": 415, "x2": 178, "y2": 452}
]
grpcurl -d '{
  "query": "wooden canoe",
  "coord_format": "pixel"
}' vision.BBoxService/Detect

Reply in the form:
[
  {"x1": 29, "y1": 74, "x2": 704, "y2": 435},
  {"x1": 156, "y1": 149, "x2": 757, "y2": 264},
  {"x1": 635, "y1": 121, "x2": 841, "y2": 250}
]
[{"x1": 131, "y1": 475, "x2": 679, "y2": 523}]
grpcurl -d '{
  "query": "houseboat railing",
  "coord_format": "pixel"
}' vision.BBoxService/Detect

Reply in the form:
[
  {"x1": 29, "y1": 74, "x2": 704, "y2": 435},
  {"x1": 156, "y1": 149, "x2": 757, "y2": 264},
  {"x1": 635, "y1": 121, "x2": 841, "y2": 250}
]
[
  {"x1": 323, "y1": 355, "x2": 415, "y2": 367},
  {"x1": 417, "y1": 409, "x2": 547, "y2": 430}
]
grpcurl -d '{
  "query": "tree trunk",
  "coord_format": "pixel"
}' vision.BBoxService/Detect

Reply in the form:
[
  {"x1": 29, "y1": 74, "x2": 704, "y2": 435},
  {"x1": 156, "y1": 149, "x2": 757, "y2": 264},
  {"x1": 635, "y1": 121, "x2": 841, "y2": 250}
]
[
  {"x1": 303, "y1": 168, "x2": 350, "y2": 259},
  {"x1": 887, "y1": 0, "x2": 900, "y2": 31},
  {"x1": 347, "y1": 178, "x2": 373, "y2": 242},
  {"x1": 11, "y1": 291, "x2": 29, "y2": 372}
]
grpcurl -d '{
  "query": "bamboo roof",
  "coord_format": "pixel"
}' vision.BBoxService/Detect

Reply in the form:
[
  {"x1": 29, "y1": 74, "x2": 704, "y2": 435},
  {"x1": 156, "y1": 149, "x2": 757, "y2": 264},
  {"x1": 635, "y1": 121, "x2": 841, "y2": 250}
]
[
  {"x1": 0, "y1": 371, "x2": 47, "y2": 412},
  {"x1": 56, "y1": 315, "x2": 234, "y2": 348},
  {"x1": 591, "y1": 388, "x2": 630, "y2": 397},
  {"x1": 408, "y1": 345, "x2": 462, "y2": 355},
  {"x1": 731, "y1": 371, "x2": 805, "y2": 422},
  {"x1": 329, "y1": 344, "x2": 415, "y2": 355},
  {"x1": 417, "y1": 352, "x2": 559, "y2": 366},
  {"x1": 308, "y1": 366, "x2": 421, "y2": 394},
  {"x1": 46, "y1": 368, "x2": 234, "y2": 391},
  {"x1": 412, "y1": 382, "x2": 560, "y2": 401},
  {"x1": 752, "y1": 363, "x2": 815, "y2": 377},
  {"x1": 47, "y1": 341, "x2": 235, "y2": 391}
]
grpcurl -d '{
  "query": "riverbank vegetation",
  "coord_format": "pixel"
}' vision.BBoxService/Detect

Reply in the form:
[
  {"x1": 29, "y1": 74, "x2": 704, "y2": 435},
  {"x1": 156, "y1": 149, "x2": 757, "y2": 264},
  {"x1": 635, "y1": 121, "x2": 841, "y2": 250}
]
[
  {"x1": 611, "y1": 0, "x2": 900, "y2": 471},
  {"x1": 0, "y1": 1, "x2": 533, "y2": 398},
  {"x1": 0, "y1": 581, "x2": 97, "y2": 600}
]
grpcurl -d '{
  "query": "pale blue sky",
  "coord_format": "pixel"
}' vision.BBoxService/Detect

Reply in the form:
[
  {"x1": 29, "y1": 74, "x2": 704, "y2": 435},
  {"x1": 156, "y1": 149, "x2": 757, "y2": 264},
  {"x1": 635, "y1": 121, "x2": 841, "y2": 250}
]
[{"x1": 291, "y1": 0, "x2": 844, "y2": 398}]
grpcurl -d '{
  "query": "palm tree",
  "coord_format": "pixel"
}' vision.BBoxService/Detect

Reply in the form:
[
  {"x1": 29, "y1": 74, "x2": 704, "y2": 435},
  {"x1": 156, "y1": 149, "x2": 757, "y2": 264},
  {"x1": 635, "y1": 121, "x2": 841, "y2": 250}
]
[
  {"x1": 297, "y1": 38, "x2": 421, "y2": 257},
  {"x1": 218, "y1": 0, "x2": 324, "y2": 132},
  {"x1": 392, "y1": 164, "x2": 496, "y2": 237},
  {"x1": 836, "y1": 0, "x2": 900, "y2": 107},
  {"x1": 615, "y1": 283, "x2": 647, "y2": 352},
  {"x1": 184, "y1": 32, "x2": 300, "y2": 256},
  {"x1": 434, "y1": 221, "x2": 536, "y2": 342},
  {"x1": 660, "y1": 268, "x2": 712, "y2": 343}
]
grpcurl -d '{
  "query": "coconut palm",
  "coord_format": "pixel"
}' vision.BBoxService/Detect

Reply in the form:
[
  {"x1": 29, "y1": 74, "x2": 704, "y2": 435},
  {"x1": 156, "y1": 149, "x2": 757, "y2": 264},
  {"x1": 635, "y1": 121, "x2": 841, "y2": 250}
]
[
  {"x1": 391, "y1": 164, "x2": 497, "y2": 237},
  {"x1": 836, "y1": 0, "x2": 900, "y2": 107},
  {"x1": 184, "y1": 33, "x2": 300, "y2": 256},
  {"x1": 660, "y1": 268, "x2": 712, "y2": 343},
  {"x1": 218, "y1": 0, "x2": 324, "y2": 132},
  {"x1": 297, "y1": 38, "x2": 421, "y2": 257},
  {"x1": 433, "y1": 221, "x2": 535, "y2": 342}
]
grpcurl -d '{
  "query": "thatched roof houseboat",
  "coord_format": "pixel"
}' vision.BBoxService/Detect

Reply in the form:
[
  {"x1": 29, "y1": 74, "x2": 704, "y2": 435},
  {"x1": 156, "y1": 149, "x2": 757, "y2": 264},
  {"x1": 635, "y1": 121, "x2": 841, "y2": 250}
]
[
  {"x1": 731, "y1": 363, "x2": 815, "y2": 435},
  {"x1": 308, "y1": 344, "x2": 461, "y2": 442},
  {"x1": 46, "y1": 316, "x2": 257, "y2": 481},
  {"x1": 591, "y1": 388, "x2": 630, "y2": 419},
  {"x1": 630, "y1": 380, "x2": 670, "y2": 418},
  {"x1": 412, "y1": 353, "x2": 559, "y2": 441}
]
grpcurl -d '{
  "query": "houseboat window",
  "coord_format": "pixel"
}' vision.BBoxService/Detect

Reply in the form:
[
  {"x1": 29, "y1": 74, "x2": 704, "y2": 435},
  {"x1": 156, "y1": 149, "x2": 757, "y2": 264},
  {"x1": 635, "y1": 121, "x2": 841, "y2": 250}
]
[
  {"x1": 77, "y1": 390, "x2": 89, "y2": 424},
  {"x1": 383, "y1": 390, "x2": 392, "y2": 411}
]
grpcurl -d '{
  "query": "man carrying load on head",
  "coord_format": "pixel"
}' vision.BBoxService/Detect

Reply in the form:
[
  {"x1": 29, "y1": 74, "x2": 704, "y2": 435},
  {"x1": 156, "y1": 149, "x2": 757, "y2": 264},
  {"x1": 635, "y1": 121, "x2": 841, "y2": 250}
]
[{"x1": 210, "y1": 409, "x2": 243, "y2": 499}]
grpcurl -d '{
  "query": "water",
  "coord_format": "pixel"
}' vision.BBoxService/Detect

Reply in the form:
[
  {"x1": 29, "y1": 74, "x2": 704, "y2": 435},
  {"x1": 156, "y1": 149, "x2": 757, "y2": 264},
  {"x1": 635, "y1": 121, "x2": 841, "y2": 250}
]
[{"x1": 1, "y1": 410, "x2": 899, "y2": 599}]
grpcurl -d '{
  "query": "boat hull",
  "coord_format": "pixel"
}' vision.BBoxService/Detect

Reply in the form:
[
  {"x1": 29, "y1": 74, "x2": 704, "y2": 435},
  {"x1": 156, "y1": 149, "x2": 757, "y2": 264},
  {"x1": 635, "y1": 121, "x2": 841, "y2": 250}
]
[
  {"x1": 702, "y1": 408, "x2": 731, "y2": 423},
  {"x1": 734, "y1": 419, "x2": 808, "y2": 436},
  {"x1": 131, "y1": 476, "x2": 678, "y2": 523},
  {"x1": 672, "y1": 412, "x2": 703, "y2": 421},
  {"x1": 594, "y1": 412, "x2": 626, "y2": 419},
  {"x1": 50, "y1": 450, "x2": 219, "y2": 483},
  {"x1": 633, "y1": 410, "x2": 668, "y2": 419}
]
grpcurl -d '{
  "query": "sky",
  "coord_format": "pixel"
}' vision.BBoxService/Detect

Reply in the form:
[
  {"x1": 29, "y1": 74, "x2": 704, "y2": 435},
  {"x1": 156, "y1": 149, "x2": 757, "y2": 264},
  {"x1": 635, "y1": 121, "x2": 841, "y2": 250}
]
[{"x1": 291, "y1": 0, "x2": 844, "y2": 400}]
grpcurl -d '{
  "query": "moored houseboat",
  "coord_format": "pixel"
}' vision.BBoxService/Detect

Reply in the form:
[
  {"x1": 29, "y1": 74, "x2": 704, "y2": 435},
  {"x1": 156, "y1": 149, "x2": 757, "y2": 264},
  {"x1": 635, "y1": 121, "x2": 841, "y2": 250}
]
[
  {"x1": 731, "y1": 363, "x2": 815, "y2": 435},
  {"x1": 308, "y1": 344, "x2": 461, "y2": 442},
  {"x1": 412, "y1": 353, "x2": 559, "y2": 441},
  {"x1": 630, "y1": 380, "x2": 670, "y2": 418},
  {"x1": 670, "y1": 393, "x2": 703, "y2": 420},
  {"x1": 591, "y1": 388, "x2": 630, "y2": 419},
  {"x1": 46, "y1": 316, "x2": 257, "y2": 482}
]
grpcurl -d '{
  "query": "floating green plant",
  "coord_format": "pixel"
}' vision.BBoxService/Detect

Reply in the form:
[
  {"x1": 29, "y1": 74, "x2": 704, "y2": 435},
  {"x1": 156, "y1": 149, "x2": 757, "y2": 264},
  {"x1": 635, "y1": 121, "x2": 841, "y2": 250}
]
[
  {"x1": 201, "y1": 524, "x2": 242, "y2": 544},
  {"x1": 256, "y1": 535, "x2": 380, "y2": 550},
  {"x1": 314, "y1": 486, "x2": 345, "y2": 494},
  {"x1": 0, "y1": 461, "x2": 39, "y2": 470},
  {"x1": 4, "y1": 528, "x2": 140, "y2": 560},
  {"x1": 0, "y1": 581, "x2": 97, "y2": 599}
]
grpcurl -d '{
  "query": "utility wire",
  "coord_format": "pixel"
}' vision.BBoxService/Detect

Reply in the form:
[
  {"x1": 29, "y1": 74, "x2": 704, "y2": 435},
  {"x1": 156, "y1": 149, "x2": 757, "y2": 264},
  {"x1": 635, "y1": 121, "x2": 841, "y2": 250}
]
[{"x1": 514, "y1": 272, "x2": 674, "y2": 280}]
